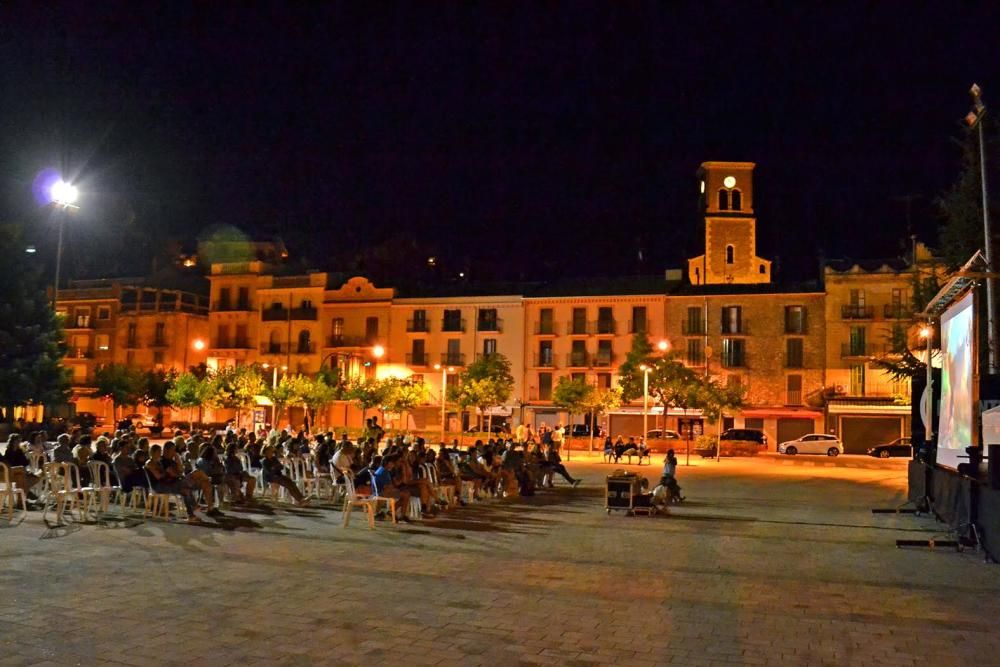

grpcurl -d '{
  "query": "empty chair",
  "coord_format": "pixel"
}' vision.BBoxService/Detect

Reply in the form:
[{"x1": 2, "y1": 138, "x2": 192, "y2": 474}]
[
  {"x1": 87, "y1": 460, "x2": 121, "y2": 516},
  {"x1": 0, "y1": 462, "x2": 28, "y2": 521},
  {"x1": 341, "y1": 473, "x2": 380, "y2": 529}
]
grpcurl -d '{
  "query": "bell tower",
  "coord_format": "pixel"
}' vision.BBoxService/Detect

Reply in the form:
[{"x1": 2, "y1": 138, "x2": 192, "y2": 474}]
[{"x1": 688, "y1": 161, "x2": 771, "y2": 285}]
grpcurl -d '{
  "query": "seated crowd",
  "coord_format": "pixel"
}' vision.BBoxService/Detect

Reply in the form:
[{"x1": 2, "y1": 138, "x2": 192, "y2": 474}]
[{"x1": 0, "y1": 417, "x2": 584, "y2": 525}]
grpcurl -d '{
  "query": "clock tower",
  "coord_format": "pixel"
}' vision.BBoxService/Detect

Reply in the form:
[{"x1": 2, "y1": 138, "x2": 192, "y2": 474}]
[{"x1": 687, "y1": 161, "x2": 771, "y2": 285}]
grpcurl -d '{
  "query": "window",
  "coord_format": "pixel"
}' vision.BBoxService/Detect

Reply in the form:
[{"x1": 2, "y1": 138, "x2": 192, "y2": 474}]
[
  {"x1": 126, "y1": 350, "x2": 136, "y2": 366},
  {"x1": 725, "y1": 245, "x2": 735, "y2": 264},
  {"x1": 74, "y1": 308, "x2": 90, "y2": 328},
  {"x1": 596, "y1": 339, "x2": 612, "y2": 366},
  {"x1": 365, "y1": 316, "x2": 379, "y2": 344},
  {"x1": 446, "y1": 338, "x2": 462, "y2": 365},
  {"x1": 849, "y1": 326, "x2": 867, "y2": 356},
  {"x1": 538, "y1": 308, "x2": 554, "y2": 335},
  {"x1": 597, "y1": 373, "x2": 611, "y2": 390},
  {"x1": 685, "y1": 306, "x2": 704, "y2": 335},
  {"x1": 235, "y1": 324, "x2": 249, "y2": 348},
  {"x1": 153, "y1": 350, "x2": 164, "y2": 365},
  {"x1": 571, "y1": 307, "x2": 587, "y2": 335},
  {"x1": 477, "y1": 308, "x2": 499, "y2": 331},
  {"x1": 215, "y1": 324, "x2": 229, "y2": 348},
  {"x1": 759, "y1": 264, "x2": 766, "y2": 274},
  {"x1": 718, "y1": 189, "x2": 730, "y2": 210},
  {"x1": 571, "y1": 372, "x2": 586, "y2": 382},
  {"x1": 786, "y1": 374, "x2": 803, "y2": 405},
  {"x1": 300, "y1": 299, "x2": 313, "y2": 309},
  {"x1": 443, "y1": 309, "x2": 463, "y2": 332},
  {"x1": 331, "y1": 317, "x2": 344, "y2": 338},
  {"x1": 850, "y1": 289, "x2": 865, "y2": 306},
  {"x1": 297, "y1": 330, "x2": 311, "y2": 353},
  {"x1": 127, "y1": 323, "x2": 138, "y2": 347},
  {"x1": 154, "y1": 322, "x2": 166, "y2": 346},
  {"x1": 446, "y1": 374, "x2": 460, "y2": 391},
  {"x1": 95, "y1": 334, "x2": 110, "y2": 351},
  {"x1": 786, "y1": 338, "x2": 804, "y2": 368},
  {"x1": 849, "y1": 364, "x2": 865, "y2": 396},
  {"x1": 722, "y1": 338, "x2": 745, "y2": 367},
  {"x1": 721, "y1": 306, "x2": 742, "y2": 334},
  {"x1": 785, "y1": 306, "x2": 807, "y2": 334},
  {"x1": 482, "y1": 338, "x2": 497, "y2": 356},
  {"x1": 538, "y1": 340, "x2": 554, "y2": 367},
  {"x1": 410, "y1": 374, "x2": 424, "y2": 384},
  {"x1": 71, "y1": 365, "x2": 86, "y2": 383},
  {"x1": 687, "y1": 339, "x2": 704, "y2": 365},
  {"x1": 631, "y1": 306, "x2": 647, "y2": 333},
  {"x1": 731, "y1": 190, "x2": 742, "y2": 210},
  {"x1": 597, "y1": 307, "x2": 614, "y2": 334},
  {"x1": 237, "y1": 287, "x2": 250, "y2": 309},
  {"x1": 570, "y1": 340, "x2": 587, "y2": 367},
  {"x1": 410, "y1": 339, "x2": 426, "y2": 365},
  {"x1": 538, "y1": 373, "x2": 553, "y2": 400},
  {"x1": 744, "y1": 417, "x2": 764, "y2": 430},
  {"x1": 891, "y1": 288, "x2": 903, "y2": 306},
  {"x1": 410, "y1": 309, "x2": 427, "y2": 332},
  {"x1": 97, "y1": 306, "x2": 111, "y2": 321},
  {"x1": 218, "y1": 287, "x2": 231, "y2": 310},
  {"x1": 268, "y1": 330, "x2": 280, "y2": 353}
]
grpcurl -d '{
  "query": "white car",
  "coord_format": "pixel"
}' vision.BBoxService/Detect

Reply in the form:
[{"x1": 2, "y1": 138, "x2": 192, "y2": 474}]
[{"x1": 778, "y1": 433, "x2": 843, "y2": 456}]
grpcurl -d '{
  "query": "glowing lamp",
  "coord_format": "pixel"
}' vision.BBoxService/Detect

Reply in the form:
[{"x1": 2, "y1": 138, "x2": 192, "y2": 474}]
[
  {"x1": 372, "y1": 344, "x2": 385, "y2": 359},
  {"x1": 51, "y1": 180, "x2": 79, "y2": 205},
  {"x1": 192, "y1": 339, "x2": 206, "y2": 351}
]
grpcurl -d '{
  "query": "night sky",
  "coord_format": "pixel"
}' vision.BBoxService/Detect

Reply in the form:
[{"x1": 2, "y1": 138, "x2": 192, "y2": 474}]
[{"x1": 2, "y1": 3, "x2": 999, "y2": 284}]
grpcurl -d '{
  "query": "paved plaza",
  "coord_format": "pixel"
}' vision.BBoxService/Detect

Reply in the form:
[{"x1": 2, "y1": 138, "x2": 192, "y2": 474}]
[{"x1": 3, "y1": 453, "x2": 1000, "y2": 666}]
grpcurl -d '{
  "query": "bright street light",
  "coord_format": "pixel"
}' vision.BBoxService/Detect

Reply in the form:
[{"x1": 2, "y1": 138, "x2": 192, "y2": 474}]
[
  {"x1": 192, "y1": 339, "x2": 206, "y2": 351},
  {"x1": 51, "y1": 180, "x2": 79, "y2": 206},
  {"x1": 49, "y1": 177, "x2": 80, "y2": 310},
  {"x1": 372, "y1": 344, "x2": 385, "y2": 359},
  {"x1": 657, "y1": 340, "x2": 669, "y2": 352}
]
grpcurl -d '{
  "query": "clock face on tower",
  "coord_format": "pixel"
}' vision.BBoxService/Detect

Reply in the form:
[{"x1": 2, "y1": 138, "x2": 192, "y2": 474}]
[{"x1": 723, "y1": 176, "x2": 736, "y2": 189}]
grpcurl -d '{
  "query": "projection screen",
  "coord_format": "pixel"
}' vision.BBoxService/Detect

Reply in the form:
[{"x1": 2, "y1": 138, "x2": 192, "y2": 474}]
[{"x1": 937, "y1": 291, "x2": 975, "y2": 469}]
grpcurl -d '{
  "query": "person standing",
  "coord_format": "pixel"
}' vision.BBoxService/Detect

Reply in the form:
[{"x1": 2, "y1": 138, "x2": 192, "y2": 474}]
[
  {"x1": 551, "y1": 423, "x2": 564, "y2": 452},
  {"x1": 515, "y1": 421, "x2": 527, "y2": 444}
]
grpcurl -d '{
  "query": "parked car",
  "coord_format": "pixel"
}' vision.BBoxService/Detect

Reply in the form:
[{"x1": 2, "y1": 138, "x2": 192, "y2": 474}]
[
  {"x1": 646, "y1": 429, "x2": 681, "y2": 440},
  {"x1": 867, "y1": 437, "x2": 912, "y2": 458},
  {"x1": 720, "y1": 428, "x2": 768, "y2": 447},
  {"x1": 70, "y1": 411, "x2": 103, "y2": 429},
  {"x1": 567, "y1": 424, "x2": 592, "y2": 437},
  {"x1": 124, "y1": 413, "x2": 159, "y2": 430},
  {"x1": 778, "y1": 433, "x2": 843, "y2": 456}
]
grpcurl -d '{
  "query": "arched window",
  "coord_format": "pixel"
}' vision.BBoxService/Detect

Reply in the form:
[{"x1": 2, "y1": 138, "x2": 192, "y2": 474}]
[
  {"x1": 759, "y1": 264, "x2": 766, "y2": 274},
  {"x1": 718, "y1": 189, "x2": 730, "y2": 210},
  {"x1": 298, "y1": 329, "x2": 311, "y2": 354},
  {"x1": 726, "y1": 245, "x2": 735, "y2": 264},
  {"x1": 731, "y1": 189, "x2": 742, "y2": 210}
]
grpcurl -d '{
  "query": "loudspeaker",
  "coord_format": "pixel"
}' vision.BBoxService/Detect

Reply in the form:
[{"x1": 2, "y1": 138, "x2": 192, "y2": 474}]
[{"x1": 989, "y1": 445, "x2": 1000, "y2": 489}]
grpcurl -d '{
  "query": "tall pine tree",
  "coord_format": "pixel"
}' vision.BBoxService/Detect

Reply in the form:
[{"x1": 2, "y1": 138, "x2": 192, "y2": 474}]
[{"x1": 0, "y1": 224, "x2": 69, "y2": 421}]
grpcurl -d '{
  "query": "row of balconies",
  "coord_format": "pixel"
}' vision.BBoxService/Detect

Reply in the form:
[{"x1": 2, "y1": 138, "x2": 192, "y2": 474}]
[
  {"x1": 681, "y1": 319, "x2": 808, "y2": 336},
  {"x1": 405, "y1": 318, "x2": 503, "y2": 333},
  {"x1": 260, "y1": 342, "x2": 317, "y2": 355},
  {"x1": 261, "y1": 306, "x2": 319, "y2": 321},
  {"x1": 405, "y1": 352, "x2": 468, "y2": 367},
  {"x1": 841, "y1": 304, "x2": 913, "y2": 320},
  {"x1": 532, "y1": 352, "x2": 617, "y2": 368}
]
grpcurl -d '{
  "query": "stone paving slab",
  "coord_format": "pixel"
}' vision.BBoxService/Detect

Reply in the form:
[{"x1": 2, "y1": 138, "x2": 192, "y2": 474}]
[{"x1": 1, "y1": 454, "x2": 997, "y2": 666}]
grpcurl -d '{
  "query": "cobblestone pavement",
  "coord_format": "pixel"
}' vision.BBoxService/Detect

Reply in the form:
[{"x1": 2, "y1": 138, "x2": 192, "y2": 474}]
[{"x1": 2, "y1": 454, "x2": 998, "y2": 666}]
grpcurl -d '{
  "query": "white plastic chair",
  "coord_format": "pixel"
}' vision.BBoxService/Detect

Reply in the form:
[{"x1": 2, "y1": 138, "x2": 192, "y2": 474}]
[
  {"x1": 143, "y1": 469, "x2": 189, "y2": 521},
  {"x1": 424, "y1": 463, "x2": 455, "y2": 508},
  {"x1": 239, "y1": 453, "x2": 264, "y2": 497},
  {"x1": 0, "y1": 462, "x2": 27, "y2": 520},
  {"x1": 341, "y1": 473, "x2": 379, "y2": 529},
  {"x1": 452, "y1": 460, "x2": 476, "y2": 503},
  {"x1": 42, "y1": 462, "x2": 87, "y2": 525},
  {"x1": 286, "y1": 457, "x2": 320, "y2": 499},
  {"x1": 87, "y1": 461, "x2": 120, "y2": 516},
  {"x1": 112, "y1": 464, "x2": 147, "y2": 513}
]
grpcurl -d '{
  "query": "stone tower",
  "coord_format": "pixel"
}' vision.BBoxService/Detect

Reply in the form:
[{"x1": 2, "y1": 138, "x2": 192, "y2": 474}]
[{"x1": 687, "y1": 161, "x2": 771, "y2": 285}]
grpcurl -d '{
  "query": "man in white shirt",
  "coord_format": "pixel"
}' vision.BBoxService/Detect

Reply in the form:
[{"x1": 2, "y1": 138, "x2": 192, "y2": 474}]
[{"x1": 515, "y1": 422, "x2": 527, "y2": 444}]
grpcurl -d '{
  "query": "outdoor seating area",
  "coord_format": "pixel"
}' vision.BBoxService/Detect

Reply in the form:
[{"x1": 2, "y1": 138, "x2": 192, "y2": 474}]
[{"x1": 0, "y1": 425, "x2": 585, "y2": 531}]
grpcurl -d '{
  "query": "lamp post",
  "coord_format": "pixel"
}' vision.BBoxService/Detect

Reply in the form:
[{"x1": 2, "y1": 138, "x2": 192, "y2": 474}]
[
  {"x1": 966, "y1": 84, "x2": 997, "y2": 373},
  {"x1": 921, "y1": 325, "x2": 934, "y2": 441},
  {"x1": 434, "y1": 363, "x2": 454, "y2": 444},
  {"x1": 640, "y1": 364, "x2": 651, "y2": 443},
  {"x1": 49, "y1": 179, "x2": 79, "y2": 311},
  {"x1": 656, "y1": 339, "x2": 669, "y2": 433}
]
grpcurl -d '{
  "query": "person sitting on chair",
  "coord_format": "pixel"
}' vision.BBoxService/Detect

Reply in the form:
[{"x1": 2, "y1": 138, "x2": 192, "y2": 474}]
[
  {"x1": 223, "y1": 442, "x2": 256, "y2": 503},
  {"x1": 145, "y1": 444, "x2": 201, "y2": 523},
  {"x1": 260, "y1": 444, "x2": 309, "y2": 507},
  {"x1": 612, "y1": 436, "x2": 627, "y2": 463}
]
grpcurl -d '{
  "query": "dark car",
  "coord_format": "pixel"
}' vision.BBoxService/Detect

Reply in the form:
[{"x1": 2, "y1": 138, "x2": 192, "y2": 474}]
[
  {"x1": 567, "y1": 424, "x2": 592, "y2": 437},
  {"x1": 867, "y1": 437, "x2": 912, "y2": 458},
  {"x1": 70, "y1": 411, "x2": 102, "y2": 429},
  {"x1": 720, "y1": 428, "x2": 768, "y2": 447}
]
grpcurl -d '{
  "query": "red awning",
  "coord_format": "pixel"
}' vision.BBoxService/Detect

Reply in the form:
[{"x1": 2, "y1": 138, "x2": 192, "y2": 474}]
[{"x1": 741, "y1": 408, "x2": 823, "y2": 419}]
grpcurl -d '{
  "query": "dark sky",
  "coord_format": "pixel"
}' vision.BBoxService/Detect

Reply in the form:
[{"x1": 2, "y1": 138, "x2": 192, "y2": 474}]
[{"x1": 2, "y1": 3, "x2": 999, "y2": 283}]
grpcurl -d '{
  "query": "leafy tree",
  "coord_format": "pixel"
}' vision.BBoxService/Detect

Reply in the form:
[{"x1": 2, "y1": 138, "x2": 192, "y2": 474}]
[
  {"x1": 144, "y1": 369, "x2": 176, "y2": 425},
  {"x1": 695, "y1": 378, "x2": 745, "y2": 458},
  {"x1": 581, "y1": 385, "x2": 622, "y2": 451},
  {"x1": 302, "y1": 375, "x2": 339, "y2": 430},
  {"x1": 552, "y1": 376, "x2": 593, "y2": 432},
  {"x1": 166, "y1": 371, "x2": 212, "y2": 423},
  {"x1": 265, "y1": 373, "x2": 309, "y2": 427},
  {"x1": 0, "y1": 224, "x2": 70, "y2": 422},
  {"x1": 94, "y1": 363, "x2": 148, "y2": 420},
  {"x1": 450, "y1": 353, "x2": 515, "y2": 432},
  {"x1": 206, "y1": 364, "x2": 265, "y2": 428},
  {"x1": 382, "y1": 377, "x2": 430, "y2": 431},
  {"x1": 617, "y1": 332, "x2": 655, "y2": 402},
  {"x1": 346, "y1": 376, "x2": 389, "y2": 421}
]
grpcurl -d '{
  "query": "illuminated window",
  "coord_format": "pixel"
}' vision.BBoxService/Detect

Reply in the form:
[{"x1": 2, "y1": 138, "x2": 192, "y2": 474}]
[{"x1": 726, "y1": 245, "x2": 735, "y2": 264}]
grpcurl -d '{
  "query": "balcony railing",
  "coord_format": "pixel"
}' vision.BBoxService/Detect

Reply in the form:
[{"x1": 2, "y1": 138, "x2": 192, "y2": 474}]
[
  {"x1": 533, "y1": 353, "x2": 557, "y2": 368},
  {"x1": 786, "y1": 390, "x2": 803, "y2": 406},
  {"x1": 213, "y1": 301, "x2": 253, "y2": 312},
  {"x1": 721, "y1": 320, "x2": 749, "y2": 335},
  {"x1": 325, "y1": 335, "x2": 368, "y2": 348},
  {"x1": 566, "y1": 353, "x2": 590, "y2": 368},
  {"x1": 841, "y1": 342, "x2": 887, "y2": 358},
  {"x1": 407, "y1": 319, "x2": 430, "y2": 333},
  {"x1": 884, "y1": 304, "x2": 912, "y2": 320},
  {"x1": 68, "y1": 318, "x2": 93, "y2": 330},
  {"x1": 594, "y1": 320, "x2": 616, "y2": 335},
  {"x1": 69, "y1": 348, "x2": 93, "y2": 359},
  {"x1": 534, "y1": 321, "x2": 558, "y2": 335},
  {"x1": 721, "y1": 353, "x2": 748, "y2": 368},
  {"x1": 785, "y1": 357, "x2": 804, "y2": 369},
  {"x1": 475, "y1": 352, "x2": 500, "y2": 361},
  {"x1": 784, "y1": 321, "x2": 808, "y2": 334},
  {"x1": 628, "y1": 320, "x2": 647, "y2": 334},
  {"x1": 592, "y1": 353, "x2": 615, "y2": 367},
  {"x1": 684, "y1": 354, "x2": 706, "y2": 367},
  {"x1": 290, "y1": 306, "x2": 318, "y2": 320},
  {"x1": 406, "y1": 352, "x2": 429, "y2": 366},
  {"x1": 440, "y1": 352, "x2": 466, "y2": 366},
  {"x1": 262, "y1": 307, "x2": 289, "y2": 321},
  {"x1": 213, "y1": 339, "x2": 253, "y2": 350},
  {"x1": 841, "y1": 305, "x2": 874, "y2": 319},
  {"x1": 477, "y1": 318, "x2": 503, "y2": 333},
  {"x1": 682, "y1": 320, "x2": 705, "y2": 335},
  {"x1": 528, "y1": 389, "x2": 553, "y2": 402},
  {"x1": 441, "y1": 318, "x2": 466, "y2": 333},
  {"x1": 150, "y1": 338, "x2": 168, "y2": 349},
  {"x1": 259, "y1": 342, "x2": 315, "y2": 354},
  {"x1": 566, "y1": 320, "x2": 589, "y2": 335}
]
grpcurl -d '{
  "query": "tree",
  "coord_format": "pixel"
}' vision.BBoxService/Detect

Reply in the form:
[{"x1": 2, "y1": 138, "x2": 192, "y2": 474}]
[
  {"x1": 450, "y1": 353, "x2": 515, "y2": 432},
  {"x1": 552, "y1": 376, "x2": 593, "y2": 431},
  {"x1": 206, "y1": 364, "x2": 265, "y2": 428},
  {"x1": 0, "y1": 224, "x2": 70, "y2": 422},
  {"x1": 166, "y1": 371, "x2": 212, "y2": 424},
  {"x1": 302, "y1": 375, "x2": 339, "y2": 430},
  {"x1": 144, "y1": 369, "x2": 176, "y2": 426},
  {"x1": 265, "y1": 373, "x2": 308, "y2": 427},
  {"x1": 382, "y1": 377, "x2": 430, "y2": 431},
  {"x1": 94, "y1": 363, "x2": 147, "y2": 421},
  {"x1": 694, "y1": 378, "x2": 746, "y2": 459},
  {"x1": 617, "y1": 332, "x2": 655, "y2": 403},
  {"x1": 346, "y1": 376, "x2": 389, "y2": 422},
  {"x1": 581, "y1": 385, "x2": 622, "y2": 451}
]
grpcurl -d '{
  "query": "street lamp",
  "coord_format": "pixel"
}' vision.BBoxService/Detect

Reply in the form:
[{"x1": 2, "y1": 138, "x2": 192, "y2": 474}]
[
  {"x1": 657, "y1": 339, "x2": 669, "y2": 352},
  {"x1": 183, "y1": 338, "x2": 207, "y2": 370},
  {"x1": 920, "y1": 324, "x2": 934, "y2": 441},
  {"x1": 372, "y1": 344, "x2": 385, "y2": 359},
  {"x1": 640, "y1": 363, "x2": 651, "y2": 441},
  {"x1": 434, "y1": 363, "x2": 455, "y2": 444},
  {"x1": 49, "y1": 178, "x2": 79, "y2": 311},
  {"x1": 966, "y1": 84, "x2": 997, "y2": 373}
]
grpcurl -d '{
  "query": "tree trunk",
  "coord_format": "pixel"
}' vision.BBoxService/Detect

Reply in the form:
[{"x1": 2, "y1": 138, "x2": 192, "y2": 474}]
[{"x1": 589, "y1": 409, "x2": 595, "y2": 452}]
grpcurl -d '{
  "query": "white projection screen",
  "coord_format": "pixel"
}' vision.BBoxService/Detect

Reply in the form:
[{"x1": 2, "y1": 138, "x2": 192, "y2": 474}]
[{"x1": 937, "y1": 291, "x2": 976, "y2": 469}]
